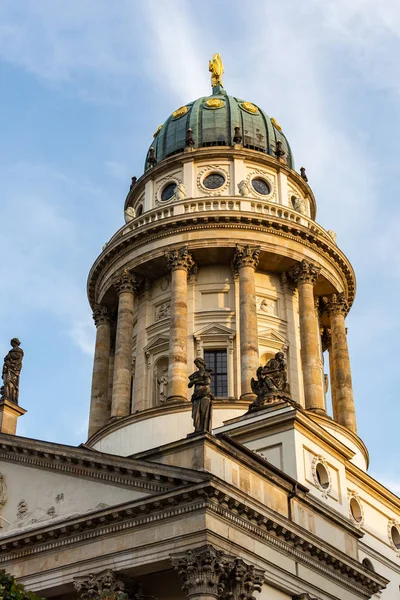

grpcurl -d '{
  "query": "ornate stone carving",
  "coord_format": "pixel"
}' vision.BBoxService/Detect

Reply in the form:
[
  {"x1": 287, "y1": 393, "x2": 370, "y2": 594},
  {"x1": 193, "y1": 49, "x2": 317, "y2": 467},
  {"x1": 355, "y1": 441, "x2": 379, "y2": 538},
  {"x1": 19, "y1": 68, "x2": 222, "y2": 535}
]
[
  {"x1": 172, "y1": 545, "x2": 229, "y2": 599},
  {"x1": 291, "y1": 196, "x2": 307, "y2": 215},
  {"x1": 74, "y1": 569, "x2": 128, "y2": 600},
  {"x1": 92, "y1": 304, "x2": 110, "y2": 327},
  {"x1": 0, "y1": 473, "x2": 7, "y2": 507},
  {"x1": 1, "y1": 338, "x2": 24, "y2": 405},
  {"x1": 249, "y1": 352, "x2": 291, "y2": 412},
  {"x1": 188, "y1": 358, "x2": 213, "y2": 434},
  {"x1": 287, "y1": 259, "x2": 320, "y2": 287},
  {"x1": 156, "y1": 302, "x2": 171, "y2": 321},
  {"x1": 171, "y1": 546, "x2": 264, "y2": 600},
  {"x1": 114, "y1": 269, "x2": 142, "y2": 295},
  {"x1": 232, "y1": 245, "x2": 260, "y2": 272},
  {"x1": 174, "y1": 183, "x2": 187, "y2": 201},
  {"x1": 280, "y1": 271, "x2": 297, "y2": 295},
  {"x1": 124, "y1": 207, "x2": 136, "y2": 223},
  {"x1": 226, "y1": 559, "x2": 264, "y2": 600},
  {"x1": 327, "y1": 229, "x2": 337, "y2": 243},
  {"x1": 17, "y1": 499, "x2": 28, "y2": 519},
  {"x1": 165, "y1": 246, "x2": 197, "y2": 274},
  {"x1": 238, "y1": 180, "x2": 250, "y2": 197},
  {"x1": 311, "y1": 455, "x2": 332, "y2": 498},
  {"x1": 323, "y1": 292, "x2": 349, "y2": 316}
]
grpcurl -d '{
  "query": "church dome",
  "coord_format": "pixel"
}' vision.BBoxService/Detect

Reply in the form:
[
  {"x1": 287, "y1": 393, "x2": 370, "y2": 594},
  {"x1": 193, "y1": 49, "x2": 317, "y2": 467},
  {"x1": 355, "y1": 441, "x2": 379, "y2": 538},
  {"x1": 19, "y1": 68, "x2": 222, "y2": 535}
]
[{"x1": 145, "y1": 89, "x2": 294, "y2": 171}]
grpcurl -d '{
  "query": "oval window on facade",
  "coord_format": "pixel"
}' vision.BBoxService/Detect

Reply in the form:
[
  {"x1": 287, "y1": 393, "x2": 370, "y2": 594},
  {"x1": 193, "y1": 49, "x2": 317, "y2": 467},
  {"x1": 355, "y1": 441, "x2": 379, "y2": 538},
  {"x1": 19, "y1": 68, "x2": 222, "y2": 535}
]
[
  {"x1": 203, "y1": 173, "x2": 225, "y2": 190},
  {"x1": 362, "y1": 558, "x2": 374, "y2": 572},
  {"x1": 316, "y1": 462, "x2": 330, "y2": 489},
  {"x1": 391, "y1": 525, "x2": 400, "y2": 549},
  {"x1": 350, "y1": 497, "x2": 363, "y2": 523},
  {"x1": 252, "y1": 177, "x2": 270, "y2": 196},
  {"x1": 161, "y1": 182, "x2": 177, "y2": 202}
]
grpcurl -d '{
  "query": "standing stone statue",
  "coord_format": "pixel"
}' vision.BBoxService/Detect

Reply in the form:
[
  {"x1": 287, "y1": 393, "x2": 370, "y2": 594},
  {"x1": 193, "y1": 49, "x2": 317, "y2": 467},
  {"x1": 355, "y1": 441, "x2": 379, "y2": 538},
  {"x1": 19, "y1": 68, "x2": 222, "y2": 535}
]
[
  {"x1": 188, "y1": 358, "x2": 214, "y2": 434},
  {"x1": 249, "y1": 352, "x2": 291, "y2": 412},
  {"x1": 1, "y1": 338, "x2": 24, "y2": 405},
  {"x1": 157, "y1": 366, "x2": 169, "y2": 403}
]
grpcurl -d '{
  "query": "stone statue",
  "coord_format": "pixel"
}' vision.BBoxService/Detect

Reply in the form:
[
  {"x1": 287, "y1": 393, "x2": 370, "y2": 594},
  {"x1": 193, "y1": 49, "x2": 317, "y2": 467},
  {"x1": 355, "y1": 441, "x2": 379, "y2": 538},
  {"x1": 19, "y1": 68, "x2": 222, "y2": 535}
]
[
  {"x1": 0, "y1": 473, "x2": 7, "y2": 507},
  {"x1": 188, "y1": 358, "x2": 213, "y2": 434},
  {"x1": 1, "y1": 338, "x2": 24, "y2": 405},
  {"x1": 174, "y1": 183, "x2": 187, "y2": 201},
  {"x1": 157, "y1": 366, "x2": 169, "y2": 403},
  {"x1": 124, "y1": 206, "x2": 136, "y2": 223},
  {"x1": 156, "y1": 302, "x2": 171, "y2": 320},
  {"x1": 291, "y1": 196, "x2": 307, "y2": 215},
  {"x1": 209, "y1": 53, "x2": 224, "y2": 89},
  {"x1": 327, "y1": 230, "x2": 337, "y2": 243},
  {"x1": 238, "y1": 180, "x2": 250, "y2": 197},
  {"x1": 249, "y1": 352, "x2": 291, "y2": 412}
]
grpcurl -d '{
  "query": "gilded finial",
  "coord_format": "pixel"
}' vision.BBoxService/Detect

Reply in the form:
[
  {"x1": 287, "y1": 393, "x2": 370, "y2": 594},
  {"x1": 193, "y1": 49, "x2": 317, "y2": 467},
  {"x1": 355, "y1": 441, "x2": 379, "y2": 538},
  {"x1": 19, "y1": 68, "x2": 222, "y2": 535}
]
[{"x1": 209, "y1": 53, "x2": 224, "y2": 90}]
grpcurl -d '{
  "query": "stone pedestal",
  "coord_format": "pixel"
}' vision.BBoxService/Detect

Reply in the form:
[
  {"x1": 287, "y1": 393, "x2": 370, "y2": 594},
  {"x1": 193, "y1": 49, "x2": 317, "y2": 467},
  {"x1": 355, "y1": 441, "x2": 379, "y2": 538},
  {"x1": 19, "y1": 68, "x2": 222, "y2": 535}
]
[
  {"x1": 88, "y1": 305, "x2": 111, "y2": 438},
  {"x1": 165, "y1": 246, "x2": 196, "y2": 403},
  {"x1": 289, "y1": 260, "x2": 325, "y2": 413},
  {"x1": 111, "y1": 270, "x2": 139, "y2": 418},
  {"x1": 325, "y1": 293, "x2": 357, "y2": 433},
  {"x1": 0, "y1": 399, "x2": 26, "y2": 435},
  {"x1": 233, "y1": 245, "x2": 260, "y2": 400}
]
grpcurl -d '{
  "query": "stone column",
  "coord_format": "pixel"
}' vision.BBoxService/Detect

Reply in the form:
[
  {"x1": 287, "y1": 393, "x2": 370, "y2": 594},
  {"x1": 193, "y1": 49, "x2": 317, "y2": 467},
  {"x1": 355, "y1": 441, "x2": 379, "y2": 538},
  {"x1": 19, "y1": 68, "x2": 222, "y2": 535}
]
[
  {"x1": 133, "y1": 280, "x2": 152, "y2": 412},
  {"x1": 288, "y1": 260, "x2": 325, "y2": 413},
  {"x1": 111, "y1": 269, "x2": 140, "y2": 418},
  {"x1": 88, "y1": 304, "x2": 111, "y2": 438},
  {"x1": 171, "y1": 545, "x2": 264, "y2": 600},
  {"x1": 321, "y1": 325, "x2": 334, "y2": 410},
  {"x1": 74, "y1": 568, "x2": 127, "y2": 600},
  {"x1": 324, "y1": 293, "x2": 357, "y2": 433},
  {"x1": 233, "y1": 245, "x2": 260, "y2": 400},
  {"x1": 165, "y1": 246, "x2": 196, "y2": 403}
]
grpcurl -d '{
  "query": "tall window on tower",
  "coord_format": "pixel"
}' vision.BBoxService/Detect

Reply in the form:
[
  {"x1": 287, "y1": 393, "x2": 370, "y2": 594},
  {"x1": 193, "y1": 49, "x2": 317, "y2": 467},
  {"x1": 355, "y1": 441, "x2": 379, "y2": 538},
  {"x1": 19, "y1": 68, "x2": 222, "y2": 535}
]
[{"x1": 204, "y1": 350, "x2": 228, "y2": 397}]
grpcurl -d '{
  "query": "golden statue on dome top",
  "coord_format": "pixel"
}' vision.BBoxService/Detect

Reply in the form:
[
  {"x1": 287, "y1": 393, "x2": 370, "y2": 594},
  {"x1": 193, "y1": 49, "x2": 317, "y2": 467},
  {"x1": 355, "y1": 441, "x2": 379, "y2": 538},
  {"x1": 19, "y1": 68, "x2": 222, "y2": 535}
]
[{"x1": 209, "y1": 53, "x2": 224, "y2": 89}]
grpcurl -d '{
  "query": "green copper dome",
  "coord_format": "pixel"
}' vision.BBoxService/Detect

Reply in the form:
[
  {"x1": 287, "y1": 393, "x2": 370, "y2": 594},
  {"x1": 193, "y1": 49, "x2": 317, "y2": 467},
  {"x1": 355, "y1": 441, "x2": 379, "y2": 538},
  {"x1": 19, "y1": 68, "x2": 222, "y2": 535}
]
[{"x1": 145, "y1": 88, "x2": 294, "y2": 171}]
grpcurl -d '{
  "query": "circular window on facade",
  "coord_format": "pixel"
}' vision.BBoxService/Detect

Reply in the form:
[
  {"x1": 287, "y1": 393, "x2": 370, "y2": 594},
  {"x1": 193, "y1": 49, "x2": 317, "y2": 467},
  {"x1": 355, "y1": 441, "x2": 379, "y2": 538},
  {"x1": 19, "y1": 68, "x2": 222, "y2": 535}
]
[
  {"x1": 349, "y1": 497, "x2": 363, "y2": 523},
  {"x1": 161, "y1": 182, "x2": 177, "y2": 202},
  {"x1": 315, "y1": 462, "x2": 330, "y2": 489},
  {"x1": 390, "y1": 525, "x2": 400, "y2": 549},
  {"x1": 203, "y1": 173, "x2": 225, "y2": 190},
  {"x1": 251, "y1": 177, "x2": 270, "y2": 196}
]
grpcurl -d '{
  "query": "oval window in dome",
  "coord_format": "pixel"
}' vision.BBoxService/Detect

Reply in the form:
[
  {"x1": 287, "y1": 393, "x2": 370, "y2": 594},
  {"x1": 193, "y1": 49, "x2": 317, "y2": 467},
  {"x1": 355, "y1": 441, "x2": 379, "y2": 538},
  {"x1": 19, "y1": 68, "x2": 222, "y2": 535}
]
[
  {"x1": 315, "y1": 462, "x2": 330, "y2": 489},
  {"x1": 252, "y1": 178, "x2": 270, "y2": 196},
  {"x1": 203, "y1": 173, "x2": 225, "y2": 190},
  {"x1": 161, "y1": 182, "x2": 177, "y2": 202}
]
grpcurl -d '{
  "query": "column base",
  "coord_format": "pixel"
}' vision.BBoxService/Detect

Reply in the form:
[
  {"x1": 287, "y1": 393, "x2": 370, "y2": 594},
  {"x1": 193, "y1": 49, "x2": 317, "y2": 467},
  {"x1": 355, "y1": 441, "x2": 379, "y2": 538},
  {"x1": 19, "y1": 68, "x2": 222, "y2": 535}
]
[
  {"x1": 240, "y1": 393, "x2": 256, "y2": 402},
  {"x1": 165, "y1": 395, "x2": 188, "y2": 404},
  {"x1": 307, "y1": 407, "x2": 327, "y2": 416},
  {"x1": 0, "y1": 399, "x2": 27, "y2": 435}
]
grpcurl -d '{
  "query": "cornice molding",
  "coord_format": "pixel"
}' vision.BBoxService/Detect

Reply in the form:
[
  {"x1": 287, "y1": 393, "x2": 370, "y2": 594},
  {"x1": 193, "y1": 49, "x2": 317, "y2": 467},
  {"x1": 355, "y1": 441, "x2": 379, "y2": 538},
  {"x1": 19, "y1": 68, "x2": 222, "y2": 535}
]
[
  {"x1": 88, "y1": 219, "x2": 355, "y2": 311},
  {"x1": 0, "y1": 435, "x2": 200, "y2": 491},
  {"x1": 0, "y1": 481, "x2": 387, "y2": 596}
]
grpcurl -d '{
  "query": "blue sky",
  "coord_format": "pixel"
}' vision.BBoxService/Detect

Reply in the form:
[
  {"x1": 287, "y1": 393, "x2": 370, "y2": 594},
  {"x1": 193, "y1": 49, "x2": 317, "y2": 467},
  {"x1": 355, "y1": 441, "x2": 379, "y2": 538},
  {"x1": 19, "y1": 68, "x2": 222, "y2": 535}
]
[{"x1": 0, "y1": 0, "x2": 399, "y2": 492}]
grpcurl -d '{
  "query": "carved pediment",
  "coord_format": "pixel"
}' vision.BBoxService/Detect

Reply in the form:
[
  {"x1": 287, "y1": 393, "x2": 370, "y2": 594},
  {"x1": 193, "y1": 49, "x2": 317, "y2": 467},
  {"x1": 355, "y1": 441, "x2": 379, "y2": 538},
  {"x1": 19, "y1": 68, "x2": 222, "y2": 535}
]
[
  {"x1": 258, "y1": 328, "x2": 288, "y2": 351},
  {"x1": 143, "y1": 334, "x2": 170, "y2": 355},
  {"x1": 194, "y1": 323, "x2": 236, "y2": 340}
]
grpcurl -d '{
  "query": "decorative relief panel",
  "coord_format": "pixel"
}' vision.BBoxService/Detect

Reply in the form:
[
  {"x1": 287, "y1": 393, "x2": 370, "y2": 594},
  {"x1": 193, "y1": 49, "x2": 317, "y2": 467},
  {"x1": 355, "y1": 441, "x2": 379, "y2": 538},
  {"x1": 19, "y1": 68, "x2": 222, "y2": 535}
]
[
  {"x1": 256, "y1": 295, "x2": 278, "y2": 317},
  {"x1": 197, "y1": 164, "x2": 230, "y2": 197},
  {"x1": 155, "y1": 301, "x2": 171, "y2": 321},
  {"x1": 245, "y1": 168, "x2": 276, "y2": 201}
]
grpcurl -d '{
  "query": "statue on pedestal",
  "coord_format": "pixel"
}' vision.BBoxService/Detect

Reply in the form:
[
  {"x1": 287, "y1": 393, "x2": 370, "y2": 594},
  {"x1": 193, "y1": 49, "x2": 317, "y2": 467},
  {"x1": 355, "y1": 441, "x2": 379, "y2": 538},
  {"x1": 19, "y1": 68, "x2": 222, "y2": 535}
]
[
  {"x1": 188, "y1": 358, "x2": 213, "y2": 434},
  {"x1": 1, "y1": 338, "x2": 24, "y2": 405},
  {"x1": 157, "y1": 366, "x2": 169, "y2": 403},
  {"x1": 249, "y1": 352, "x2": 291, "y2": 412}
]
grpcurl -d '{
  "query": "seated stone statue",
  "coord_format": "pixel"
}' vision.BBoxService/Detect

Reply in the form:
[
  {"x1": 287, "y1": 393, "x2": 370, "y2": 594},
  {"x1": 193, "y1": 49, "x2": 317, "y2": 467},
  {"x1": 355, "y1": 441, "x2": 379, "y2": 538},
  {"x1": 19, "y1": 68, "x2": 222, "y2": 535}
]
[{"x1": 250, "y1": 352, "x2": 291, "y2": 412}]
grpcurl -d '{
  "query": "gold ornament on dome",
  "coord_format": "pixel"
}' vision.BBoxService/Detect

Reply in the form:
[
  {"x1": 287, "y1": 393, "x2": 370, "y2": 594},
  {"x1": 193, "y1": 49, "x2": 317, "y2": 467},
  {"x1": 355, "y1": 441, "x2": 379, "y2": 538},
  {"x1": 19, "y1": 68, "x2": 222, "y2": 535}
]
[
  {"x1": 209, "y1": 53, "x2": 224, "y2": 88},
  {"x1": 241, "y1": 101, "x2": 258, "y2": 114},
  {"x1": 271, "y1": 117, "x2": 282, "y2": 131},
  {"x1": 172, "y1": 106, "x2": 188, "y2": 119},
  {"x1": 153, "y1": 124, "x2": 162, "y2": 138},
  {"x1": 205, "y1": 97, "x2": 224, "y2": 108}
]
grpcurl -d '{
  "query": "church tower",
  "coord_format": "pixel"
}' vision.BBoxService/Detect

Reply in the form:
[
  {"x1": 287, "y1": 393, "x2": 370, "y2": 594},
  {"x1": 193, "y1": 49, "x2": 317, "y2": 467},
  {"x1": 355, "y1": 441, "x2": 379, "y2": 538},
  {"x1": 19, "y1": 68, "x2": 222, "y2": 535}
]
[{"x1": 0, "y1": 56, "x2": 399, "y2": 600}]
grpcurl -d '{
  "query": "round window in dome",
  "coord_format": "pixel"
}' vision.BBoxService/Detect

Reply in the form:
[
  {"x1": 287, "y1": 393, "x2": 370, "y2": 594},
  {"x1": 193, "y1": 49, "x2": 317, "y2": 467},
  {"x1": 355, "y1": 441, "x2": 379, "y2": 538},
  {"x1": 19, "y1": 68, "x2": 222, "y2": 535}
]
[
  {"x1": 252, "y1": 178, "x2": 270, "y2": 196},
  {"x1": 161, "y1": 182, "x2": 177, "y2": 202},
  {"x1": 203, "y1": 173, "x2": 225, "y2": 190}
]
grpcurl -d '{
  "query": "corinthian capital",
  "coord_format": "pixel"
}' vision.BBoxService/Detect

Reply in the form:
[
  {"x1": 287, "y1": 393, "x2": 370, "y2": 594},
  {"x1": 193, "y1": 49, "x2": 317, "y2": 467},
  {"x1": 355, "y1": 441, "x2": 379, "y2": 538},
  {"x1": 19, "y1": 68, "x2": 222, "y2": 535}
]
[
  {"x1": 233, "y1": 245, "x2": 261, "y2": 271},
  {"x1": 165, "y1": 246, "x2": 197, "y2": 274},
  {"x1": 226, "y1": 559, "x2": 264, "y2": 600},
  {"x1": 171, "y1": 545, "x2": 229, "y2": 599},
  {"x1": 324, "y1": 292, "x2": 349, "y2": 316},
  {"x1": 288, "y1": 259, "x2": 320, "y2": 287},
  {"x1": 74, "y1": 569, "x2": 127, "y2": 600},
  {"x1": 92, "y1": 304, "x2": 110, "y2": 327},
  {"x1": 114, "y1": 269, "x2": 142, "y2": 295}
]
